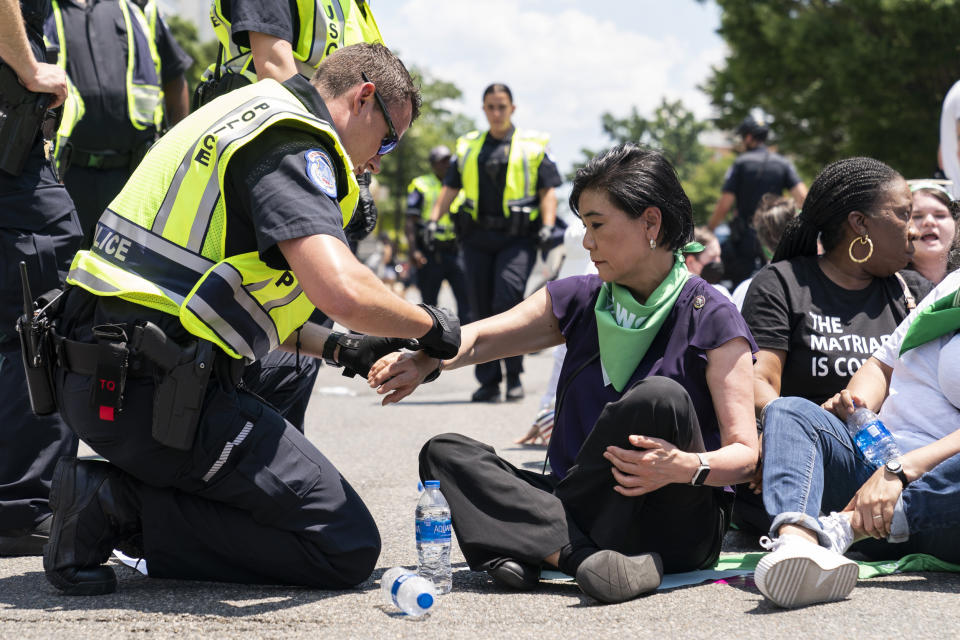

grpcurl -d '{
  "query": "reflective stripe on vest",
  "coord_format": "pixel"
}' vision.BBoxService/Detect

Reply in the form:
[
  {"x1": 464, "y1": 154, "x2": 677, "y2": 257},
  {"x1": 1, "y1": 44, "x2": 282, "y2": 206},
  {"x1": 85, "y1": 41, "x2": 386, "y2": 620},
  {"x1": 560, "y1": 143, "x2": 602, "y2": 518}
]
[
  {"x1": 209, "y1": 0, "x2": 384, "y2": 83},
  {"x1": 408, "y1": 174, "x2": 455, "y2": 241},
  {"x1": 45, "y1": 0, "x2": 163, "y2": 133},
  {"x1": 43, "y1": 6, "x2": 85, "y2": 173},
  {"x1": 455, "y1": 128, "x2": 549, "y2": 220},
  {"x1": 67, "y1": 80, "x2": 359, "y2": 362}
]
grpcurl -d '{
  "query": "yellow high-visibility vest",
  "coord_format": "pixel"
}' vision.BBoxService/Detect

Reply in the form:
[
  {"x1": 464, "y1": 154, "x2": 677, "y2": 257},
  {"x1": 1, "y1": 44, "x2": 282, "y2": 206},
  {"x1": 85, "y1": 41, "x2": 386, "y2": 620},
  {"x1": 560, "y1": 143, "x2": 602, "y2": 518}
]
[
  {"x1": 208, "y1": 0, "x2": 383, "y2": 82},
  {"x1": 454, "y1": 128, "x2": 549, "y2": 221},
  {"x1": 408, "y1": 173, "x2": 455, "y2": 241},
  {"x1": 66, "y1": 79, "x2": 359, "y2": 362},
  {"x1": 44, "y1": 0, "x2": 164, "y2": 170}
]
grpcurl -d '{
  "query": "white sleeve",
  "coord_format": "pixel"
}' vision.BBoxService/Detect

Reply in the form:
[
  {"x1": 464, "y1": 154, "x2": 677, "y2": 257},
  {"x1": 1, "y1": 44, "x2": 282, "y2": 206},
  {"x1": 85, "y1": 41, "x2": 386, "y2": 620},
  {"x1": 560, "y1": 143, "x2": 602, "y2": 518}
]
[
  {"x1": 941, "y1": 81, "x2": 960, "y2": 199},
  {"x1": 874, "y1": 269, "x2": 960, "y2": 366}
]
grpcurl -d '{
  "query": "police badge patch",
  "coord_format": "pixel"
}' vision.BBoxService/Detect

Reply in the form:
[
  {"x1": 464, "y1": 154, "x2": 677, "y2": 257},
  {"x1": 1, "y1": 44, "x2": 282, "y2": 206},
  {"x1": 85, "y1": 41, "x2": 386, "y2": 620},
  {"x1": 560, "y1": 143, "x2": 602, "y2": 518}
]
[{"x1": 305, "y1": 149, "x2": 338, "y2": 198}]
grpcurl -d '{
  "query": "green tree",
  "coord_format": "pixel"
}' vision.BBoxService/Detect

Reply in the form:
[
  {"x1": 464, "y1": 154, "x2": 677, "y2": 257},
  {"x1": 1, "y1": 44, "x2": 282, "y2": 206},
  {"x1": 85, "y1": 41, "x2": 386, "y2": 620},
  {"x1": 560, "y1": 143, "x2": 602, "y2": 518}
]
[
  {"x1": 702, "y1": 0, "x2": 960, "y2": 178},
  {"x1": 570, "y1": 98, "x2": 721, "y2": 224},
  {"x1": 166, "y1": 14, "x2": 220, "y2": 97},
  {"x1": 376, "y1": 66, "x2": 474, "y2": 244},
  {"x1": 599, "y1": 99, "x2": 708, "y2": 180}
]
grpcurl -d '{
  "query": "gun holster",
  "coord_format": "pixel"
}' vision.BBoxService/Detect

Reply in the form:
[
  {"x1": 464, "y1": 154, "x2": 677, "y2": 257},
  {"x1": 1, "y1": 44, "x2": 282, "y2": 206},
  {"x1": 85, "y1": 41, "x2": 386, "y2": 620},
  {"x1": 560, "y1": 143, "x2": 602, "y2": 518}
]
[{"x1": 132, "y1": 322, "x2": 214, "y2": 451}]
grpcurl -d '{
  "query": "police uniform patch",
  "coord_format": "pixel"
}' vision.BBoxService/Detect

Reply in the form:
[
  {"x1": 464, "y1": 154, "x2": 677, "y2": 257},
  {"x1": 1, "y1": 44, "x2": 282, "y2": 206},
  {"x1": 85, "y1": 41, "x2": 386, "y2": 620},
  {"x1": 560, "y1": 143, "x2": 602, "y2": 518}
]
[
  {"x1": 305, "y1": 149, "x2": 338, "y2": 198},
  {"x1": 693, "y1": 295, "x2": 706, "y2": 309}
]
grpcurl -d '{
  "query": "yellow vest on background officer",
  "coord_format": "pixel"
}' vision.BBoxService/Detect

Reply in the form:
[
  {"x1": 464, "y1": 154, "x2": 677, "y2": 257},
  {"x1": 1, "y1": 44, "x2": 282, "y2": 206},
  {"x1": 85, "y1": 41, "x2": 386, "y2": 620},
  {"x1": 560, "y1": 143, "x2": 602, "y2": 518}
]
[
  {"x1": 404, "y1": 145, "x2": 472, "y2": 320},
  {"x1": 41, "y1": 0, "x2": 193, "y2": 247},
  {"x1": 454, "y1": 128, "x2": 550, "y2": 228},
  {"x1": 45, "y1": 0, "x2": 164, "y2": 173},
  {"x1": 205, "y1": 0, "x2": 383, "y2": 89}
]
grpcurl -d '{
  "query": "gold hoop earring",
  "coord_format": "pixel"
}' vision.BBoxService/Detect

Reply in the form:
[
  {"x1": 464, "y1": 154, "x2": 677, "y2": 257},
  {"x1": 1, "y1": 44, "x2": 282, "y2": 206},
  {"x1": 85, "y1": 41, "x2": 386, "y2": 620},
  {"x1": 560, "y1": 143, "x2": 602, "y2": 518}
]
[
  {"x1": 649, "y1": 238, "x2": 656, "y2": 250},
  {"x1": 848, "y1": 234, "x2": 874, "y2": 263}
]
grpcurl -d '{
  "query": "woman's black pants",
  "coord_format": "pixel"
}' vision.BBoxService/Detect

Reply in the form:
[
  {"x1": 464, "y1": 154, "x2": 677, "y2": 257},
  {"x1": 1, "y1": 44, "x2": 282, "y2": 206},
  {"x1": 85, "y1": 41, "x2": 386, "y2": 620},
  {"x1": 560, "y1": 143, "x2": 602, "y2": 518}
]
[{"x1": 419, "y1": 376, "x2": 732, "y2": 574}]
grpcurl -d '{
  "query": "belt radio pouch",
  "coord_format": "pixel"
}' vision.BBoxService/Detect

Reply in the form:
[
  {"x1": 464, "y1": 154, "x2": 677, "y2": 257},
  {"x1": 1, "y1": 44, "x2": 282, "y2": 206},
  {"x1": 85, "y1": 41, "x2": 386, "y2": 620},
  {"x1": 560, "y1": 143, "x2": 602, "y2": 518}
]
[
  {"x1": 16, "y1": 262, "x2": 60, "y2": 415},
  {"x1": 90, "y1": 324, "x2": 129, "y2": 421},
  {"x1": 133, "y1": 322, "x2": 214, "y2": 451}
]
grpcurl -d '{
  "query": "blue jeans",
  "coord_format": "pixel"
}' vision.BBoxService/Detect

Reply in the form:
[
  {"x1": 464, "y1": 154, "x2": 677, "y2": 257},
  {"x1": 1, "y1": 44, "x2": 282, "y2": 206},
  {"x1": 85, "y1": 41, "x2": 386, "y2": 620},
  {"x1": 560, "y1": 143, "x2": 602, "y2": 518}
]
[{"x1": 762, "y1": 397, "x2": 960, "y2": 563}]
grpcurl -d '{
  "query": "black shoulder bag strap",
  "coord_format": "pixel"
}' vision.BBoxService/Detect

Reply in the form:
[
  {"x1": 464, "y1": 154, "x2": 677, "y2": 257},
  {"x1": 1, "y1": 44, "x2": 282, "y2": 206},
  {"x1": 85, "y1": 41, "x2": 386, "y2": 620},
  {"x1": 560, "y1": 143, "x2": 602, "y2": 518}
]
[{"x1": 541, "y1": 350, "x2": 601, "y2": 474}]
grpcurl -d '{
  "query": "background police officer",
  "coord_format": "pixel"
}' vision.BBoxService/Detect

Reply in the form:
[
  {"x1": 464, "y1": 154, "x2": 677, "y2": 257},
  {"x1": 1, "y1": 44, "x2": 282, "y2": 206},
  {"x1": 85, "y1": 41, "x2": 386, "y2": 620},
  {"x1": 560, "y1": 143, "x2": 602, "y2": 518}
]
[
  {"x1": 429, "y1": 83, "x2": 561, "y2": 403},
  {"x1": 708, "y1": 115, "x2": 808, "y2": 287},
  {"x1": 43, "y1": 43, "x2": 460, "y2": 595},
  {"x1": 44, "y1": 0, "x2": 192, "y2": 247},
  {"x1": 405, "y1": 145, "x2": 472, "y2": 322},
  {"x1": 0, "y1": 0, "x2": 83, "y2": 556},
  {"x1": 206, "y1": 0, "x2": 382, "y2": 246}
]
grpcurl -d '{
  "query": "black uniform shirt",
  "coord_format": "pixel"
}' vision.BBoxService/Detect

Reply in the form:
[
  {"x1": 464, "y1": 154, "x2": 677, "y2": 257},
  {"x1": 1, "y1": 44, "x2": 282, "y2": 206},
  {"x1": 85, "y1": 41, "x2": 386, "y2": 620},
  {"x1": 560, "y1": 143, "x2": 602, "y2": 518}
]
[
  {"x1": 64, "y1": 74, "x2": 350, "y2": 346},
  {"x1": 444, "y1": 127, "x2": 562, "y2": 219},
  {"x1": 17, "y1": 0, "x2": 50, "y2": 62},
  {"x1": 224, "y1": 0, "x2": 300, "y2": 49},
  {"x1": 54, "y1": 0, "x2": 192, "y2": 153},
  {"x1": 721, "y1": 145, "x2": 801, "y2": 223}
]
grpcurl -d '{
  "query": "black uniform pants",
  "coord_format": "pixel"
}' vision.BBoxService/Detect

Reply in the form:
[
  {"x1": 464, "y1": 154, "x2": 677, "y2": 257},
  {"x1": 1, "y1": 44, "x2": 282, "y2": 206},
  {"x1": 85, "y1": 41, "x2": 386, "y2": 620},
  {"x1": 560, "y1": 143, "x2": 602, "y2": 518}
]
[
  {"x1": 419, "y1": 377, "x2": 730, "y2": 574},
  {"x1": 242, "y1": 350, "x2": 321, "y2": 433},
  {"x1": 63, "y1": 165, "x2": 131, "y2": 248},
  {"x1": 460, "y1": 229, "x2": 535, "y2": 386},
  {"x1": 416, "y1": 246, "x2": 472, "y2": 323},
  {"x1": 53, "y1": 307, "x2": 380, "y2": 587},
  {"x1": 0, "y1": 143, "x2": 82, "y2": 532}
]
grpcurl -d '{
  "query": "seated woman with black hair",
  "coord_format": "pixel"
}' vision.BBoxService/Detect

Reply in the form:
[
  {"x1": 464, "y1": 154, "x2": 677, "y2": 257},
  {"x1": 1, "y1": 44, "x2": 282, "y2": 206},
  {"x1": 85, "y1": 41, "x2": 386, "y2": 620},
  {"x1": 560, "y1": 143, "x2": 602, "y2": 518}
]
[{"x1": 367, "y1": 144, "x2": 759, "y2": 604}]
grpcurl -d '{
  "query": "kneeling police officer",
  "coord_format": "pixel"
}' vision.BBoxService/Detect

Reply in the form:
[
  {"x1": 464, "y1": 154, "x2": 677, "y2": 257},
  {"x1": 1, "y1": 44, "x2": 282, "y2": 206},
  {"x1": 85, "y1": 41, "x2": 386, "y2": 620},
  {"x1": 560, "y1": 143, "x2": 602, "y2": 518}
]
[{"x1": 38, "y1": 42, "x2": 459, "y2": 595}]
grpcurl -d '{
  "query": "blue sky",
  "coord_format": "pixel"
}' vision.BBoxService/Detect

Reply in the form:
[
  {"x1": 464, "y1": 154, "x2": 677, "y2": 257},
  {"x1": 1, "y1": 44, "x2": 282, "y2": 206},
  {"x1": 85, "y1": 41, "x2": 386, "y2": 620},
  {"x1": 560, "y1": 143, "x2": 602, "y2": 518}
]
[{"x1": 372, "y1": 0, "x2": 726, "y2": 173}]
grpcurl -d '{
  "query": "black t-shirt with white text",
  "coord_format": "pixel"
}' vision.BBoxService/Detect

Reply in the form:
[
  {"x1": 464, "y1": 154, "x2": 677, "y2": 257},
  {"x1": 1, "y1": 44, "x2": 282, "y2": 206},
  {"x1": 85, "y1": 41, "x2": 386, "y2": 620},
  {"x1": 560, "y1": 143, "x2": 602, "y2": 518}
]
[{"x1": 742, "y1": 256, "x2": 930, "y2": 404}]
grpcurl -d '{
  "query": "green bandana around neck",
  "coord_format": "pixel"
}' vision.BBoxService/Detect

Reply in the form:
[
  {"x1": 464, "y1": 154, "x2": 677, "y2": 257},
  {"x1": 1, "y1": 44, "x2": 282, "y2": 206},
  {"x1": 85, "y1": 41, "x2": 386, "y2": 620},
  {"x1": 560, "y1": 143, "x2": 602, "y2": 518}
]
[
  {"x1": 594, "y1": 250, "x2": 691, "y2": 392},
  {"x1": 899, "y1": 286, "x2": 960, "y2": 355}
]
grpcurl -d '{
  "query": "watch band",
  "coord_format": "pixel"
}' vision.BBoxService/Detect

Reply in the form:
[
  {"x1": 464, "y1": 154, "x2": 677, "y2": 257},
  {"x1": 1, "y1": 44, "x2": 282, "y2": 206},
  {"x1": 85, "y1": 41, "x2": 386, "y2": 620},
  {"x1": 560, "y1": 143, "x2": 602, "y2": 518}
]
[
  {"x1": 322, "y1": 331, "x2": 343, "y2": 366},
  {"x1": 885, "y1": 460, "x2": 910, "y2": 488},
  {"x1": 690, "y1": 452, "x2": 710, "y2": 486}
]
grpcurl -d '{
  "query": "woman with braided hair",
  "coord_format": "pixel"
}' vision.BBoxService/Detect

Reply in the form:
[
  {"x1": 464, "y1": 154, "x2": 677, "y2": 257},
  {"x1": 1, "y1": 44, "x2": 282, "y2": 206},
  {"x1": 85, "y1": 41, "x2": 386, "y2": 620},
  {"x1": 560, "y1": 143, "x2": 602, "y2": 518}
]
[
  {"x1": 743, "y1": 157, "x2": 931, "y2": 421},
  {"x1": 735, "y1": 157, "x2": 932, "y2": 534}
]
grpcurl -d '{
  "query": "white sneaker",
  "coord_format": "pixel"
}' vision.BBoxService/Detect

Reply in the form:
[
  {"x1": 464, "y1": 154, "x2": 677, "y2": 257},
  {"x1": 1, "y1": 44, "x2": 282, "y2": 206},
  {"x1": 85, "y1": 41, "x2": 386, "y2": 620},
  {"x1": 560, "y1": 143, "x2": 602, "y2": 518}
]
[
  {"x1": 755, "y1": 534, "x2": 858, "y2": 608},
  {"x1": 819, "y1": 511, "x2": 855, "y2": 555}
]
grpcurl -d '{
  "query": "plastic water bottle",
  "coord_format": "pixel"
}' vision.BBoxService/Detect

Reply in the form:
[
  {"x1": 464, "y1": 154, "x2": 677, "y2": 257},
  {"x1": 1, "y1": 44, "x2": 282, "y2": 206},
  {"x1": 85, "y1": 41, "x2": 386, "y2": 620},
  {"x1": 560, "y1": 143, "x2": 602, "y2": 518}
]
[
  {"x1": 380, "y1": 567, "x2": 435, "y2": 617},
  {"x1": 416, "y1": 480, "x2": 452, "y2": 594},
  {"x1": 845, "y1": 407, "x2": 901, "y2": 467}
]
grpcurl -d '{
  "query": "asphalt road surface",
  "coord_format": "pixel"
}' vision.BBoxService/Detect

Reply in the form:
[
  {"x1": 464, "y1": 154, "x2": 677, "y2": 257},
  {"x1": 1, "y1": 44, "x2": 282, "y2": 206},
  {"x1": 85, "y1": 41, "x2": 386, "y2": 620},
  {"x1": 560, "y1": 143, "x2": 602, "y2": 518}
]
[{"x1": 2, "y1": 348, "x2": 957, "y2": 639}]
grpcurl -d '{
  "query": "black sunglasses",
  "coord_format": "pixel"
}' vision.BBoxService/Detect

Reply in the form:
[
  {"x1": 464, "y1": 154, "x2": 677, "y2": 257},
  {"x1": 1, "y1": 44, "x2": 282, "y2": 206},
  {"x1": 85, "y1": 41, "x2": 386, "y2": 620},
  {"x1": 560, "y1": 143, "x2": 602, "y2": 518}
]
[{"x1": 361, "y1": 71, "x2": 398, "y2": 156}]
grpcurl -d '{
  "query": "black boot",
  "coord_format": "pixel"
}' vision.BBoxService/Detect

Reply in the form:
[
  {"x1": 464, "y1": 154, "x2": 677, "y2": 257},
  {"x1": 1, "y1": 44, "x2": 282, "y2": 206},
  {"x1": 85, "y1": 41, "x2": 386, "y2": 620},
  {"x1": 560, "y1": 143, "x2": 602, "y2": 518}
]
[
  {"x1": 486, "y1": 557, "x2": 540, "y2": 591},
  {"x1": 44, "y1": 457, "x2": 141, "y2": 596},
  {"x1": 471, "y1": 384, "x2": 501, "y2": 403},
  {"x1": 0, "y1": 515, "x2": 51, "y2": 557}
]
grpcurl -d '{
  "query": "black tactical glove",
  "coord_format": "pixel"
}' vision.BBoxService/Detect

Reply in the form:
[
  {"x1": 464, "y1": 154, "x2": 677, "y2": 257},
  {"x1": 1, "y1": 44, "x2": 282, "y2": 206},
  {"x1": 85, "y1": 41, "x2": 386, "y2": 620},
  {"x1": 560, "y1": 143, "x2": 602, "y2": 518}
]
[
  {"x1": 344, "y1": 172, "x2": 379, "y2": 243},
  {"x1": 537, "y1": 224, "x2": 555, "y2": 249},
  {"x1": 420, "y1": 221, "x2": 439, "y2": 253},
  {"x1": 323, "y1": 332, "x2": 418, "y2": 378},
  {"x1": 416, "y1": 304, "x2": 461, "y2": 359}
]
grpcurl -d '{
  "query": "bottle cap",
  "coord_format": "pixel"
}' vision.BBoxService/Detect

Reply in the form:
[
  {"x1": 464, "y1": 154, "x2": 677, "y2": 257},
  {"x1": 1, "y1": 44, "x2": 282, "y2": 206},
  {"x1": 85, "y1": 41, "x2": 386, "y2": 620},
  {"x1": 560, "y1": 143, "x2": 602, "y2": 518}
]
[
  {"x1": 424, "y1": 480, "x2": 440, "y2": 488},
  {"x1": 417, "y1": 592, "x2": 434, "y2": 610}
]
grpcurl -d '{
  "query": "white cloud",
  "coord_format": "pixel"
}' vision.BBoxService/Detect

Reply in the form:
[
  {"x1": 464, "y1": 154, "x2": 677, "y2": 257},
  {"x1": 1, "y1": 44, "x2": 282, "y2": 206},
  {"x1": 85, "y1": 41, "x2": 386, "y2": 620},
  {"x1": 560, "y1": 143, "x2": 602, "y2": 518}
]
[{"x1": 383, "y1": 0, "x2": 725, "y2": 173}]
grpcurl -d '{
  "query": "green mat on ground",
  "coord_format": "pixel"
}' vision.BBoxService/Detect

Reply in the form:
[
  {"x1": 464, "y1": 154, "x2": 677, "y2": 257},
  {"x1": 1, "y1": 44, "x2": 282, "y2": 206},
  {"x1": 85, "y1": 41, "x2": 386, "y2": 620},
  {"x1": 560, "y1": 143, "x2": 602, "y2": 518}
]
[{"x1": 716, "y1": 552, "x2": 960, "y2": 579}]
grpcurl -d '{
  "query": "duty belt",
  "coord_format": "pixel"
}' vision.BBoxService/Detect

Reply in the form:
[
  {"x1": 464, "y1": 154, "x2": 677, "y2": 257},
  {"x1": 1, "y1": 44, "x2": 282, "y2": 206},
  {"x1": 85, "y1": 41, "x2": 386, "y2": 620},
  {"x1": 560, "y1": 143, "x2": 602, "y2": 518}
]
[
  {"x1": 52, "y1": 330, "x2": 158, "y2": 378},
  {"x1": 70, "y1": 148, "x2": 135, "y2": 170}
]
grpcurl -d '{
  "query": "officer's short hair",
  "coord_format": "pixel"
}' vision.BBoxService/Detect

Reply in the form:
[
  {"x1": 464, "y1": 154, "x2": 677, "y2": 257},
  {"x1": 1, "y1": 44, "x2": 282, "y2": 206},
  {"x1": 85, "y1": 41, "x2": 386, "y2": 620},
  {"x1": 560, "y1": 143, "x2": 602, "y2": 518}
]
[
  {"x1": 569, "y1": 143, "x2": 694, "y2": 252},
  {"x1": 312, "y1": 43, "x2": 421, "y2": 124}
]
